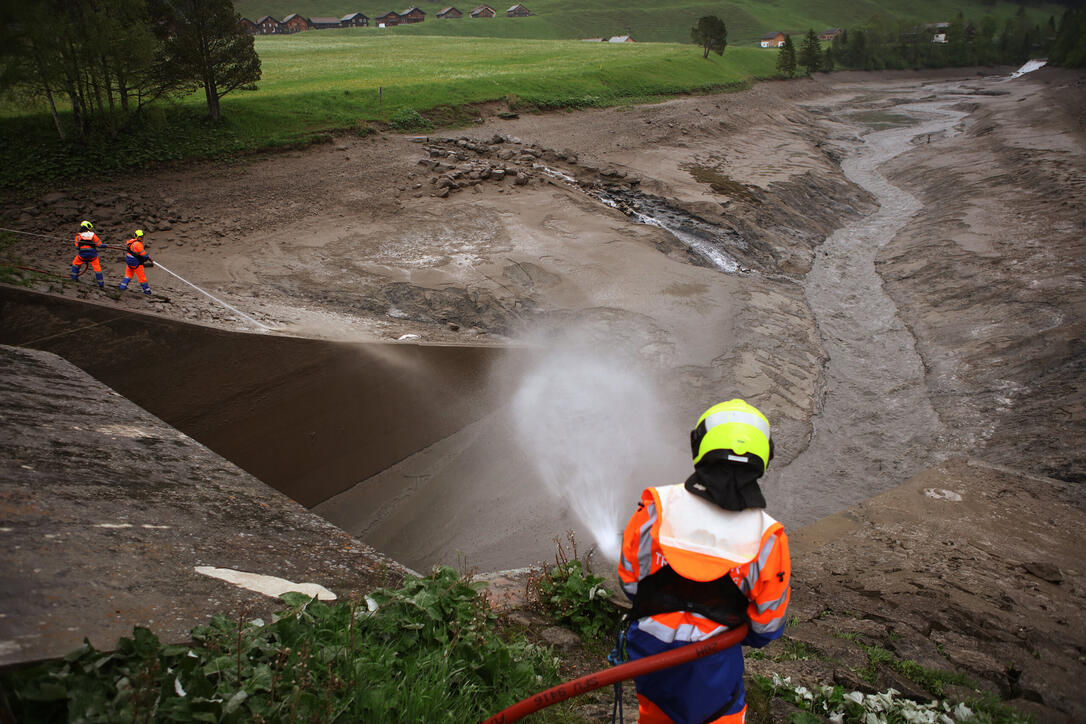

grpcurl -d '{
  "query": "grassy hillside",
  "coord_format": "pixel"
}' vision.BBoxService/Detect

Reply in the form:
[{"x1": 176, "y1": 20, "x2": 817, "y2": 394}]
[
  {"x1": 0, "y1": 34, "x2": 776, "y2": 193},
  {"x1": 232, "y1": 0, "x2": 1066, "y2": 44}
]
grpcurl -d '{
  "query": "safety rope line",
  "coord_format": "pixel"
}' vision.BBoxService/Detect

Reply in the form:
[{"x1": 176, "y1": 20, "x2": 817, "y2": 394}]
[{"x1": 0, "y1": 226, "x2": 58, "y2": 240}]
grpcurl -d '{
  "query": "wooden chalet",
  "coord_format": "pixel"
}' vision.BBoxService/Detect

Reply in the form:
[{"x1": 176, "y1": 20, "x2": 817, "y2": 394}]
[
  {"x1": 341, "y1": 12, "x2": 369, "y2": 27},
  {"x1": 309, "y1": 16, "x2": 343, "y2": 29},
  {"x1": 506, "y1": 4, "x2": 531, "y2": 17},
  {"x1": 818, "y1": 28, "x2": 841, "y2": 42},
  {"x1": 399, "y1": 7, "x2": 426, "y2": 23},
  {"x1": 376, "y1": 11, "x2": 400, "y2": 26},
  {"x1": 255, "y1": 16, "x2": 284, "y2": 34},
  {"x1": 759, "y1": 31, "x2": 786, "y2": 48},
  {"x1": 470, "y1": 5, "x2": 496, "y2": 18},
  {"x1": 436, "y1": 6, "x2": 462, "y2": 19},
  {"x1": 608, "y1": 35, "x2": 634, "y2": 43},
  {"x1": 281, "y1": 14, "x2": 310, "y2": 33},
  {"x1": 239, "y1": 17, "x2": 259, "y2": 34}
]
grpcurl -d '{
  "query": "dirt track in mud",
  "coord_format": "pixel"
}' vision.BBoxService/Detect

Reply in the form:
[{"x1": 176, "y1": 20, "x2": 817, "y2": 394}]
[{"x1": 4, "y1": 66, "x2": 1085, "y2": 719}]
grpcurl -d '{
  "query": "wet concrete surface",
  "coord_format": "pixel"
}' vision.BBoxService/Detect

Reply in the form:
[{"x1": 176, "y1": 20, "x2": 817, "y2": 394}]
[{"x1": 0, "y1": 343, "x2": 412, "y2": 668}]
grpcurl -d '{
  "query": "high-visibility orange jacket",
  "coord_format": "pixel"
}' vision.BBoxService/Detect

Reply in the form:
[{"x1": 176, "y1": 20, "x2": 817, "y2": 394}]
[
  {"x1": 74, "y1": 231, "x2": 100, "y2": 252},
  {"x1": 618, "y1": 483, "x2": 790, "y2": 644}
]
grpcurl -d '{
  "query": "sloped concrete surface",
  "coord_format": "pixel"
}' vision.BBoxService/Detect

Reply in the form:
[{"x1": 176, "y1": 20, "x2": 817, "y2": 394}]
[{"x1": 0, "y1": 344, "x2": 411, "y2": 668}]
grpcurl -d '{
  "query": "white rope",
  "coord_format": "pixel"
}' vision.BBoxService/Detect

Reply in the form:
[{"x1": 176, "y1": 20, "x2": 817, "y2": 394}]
[
  {"x1": 0, "y1": 225, "x2": 61, "y2": 240},
  {"x1": 153, "y1": 261, "x2": 272, "y2": 331}
]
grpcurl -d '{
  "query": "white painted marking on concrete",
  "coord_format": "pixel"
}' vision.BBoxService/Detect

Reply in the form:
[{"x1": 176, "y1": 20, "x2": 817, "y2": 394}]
[
  {"x1": 141, "y1": 525, "x2": 171, "y2": 529},
  {"x1": 95, "y1": 523, "x2": 133, "y2": 529},
  {"x1": 194, "y1": 566, "x2": 337, "y2": 601}
]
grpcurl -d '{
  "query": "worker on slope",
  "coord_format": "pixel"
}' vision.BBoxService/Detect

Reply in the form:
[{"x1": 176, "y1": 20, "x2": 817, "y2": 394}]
[
  {"x1": 617, "y1": 399, "x2": 790, "y2": 724},
  {"x1": 118, "y1": 229, "x2": 154, "y2": 295},
  {"x1": 71, "y1": 220, "x2": 105, "y2": 288}
]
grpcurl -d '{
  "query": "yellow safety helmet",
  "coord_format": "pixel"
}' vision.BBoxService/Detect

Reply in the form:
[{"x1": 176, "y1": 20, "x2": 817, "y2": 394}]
[
  {"x1": 690, "y1": 399, "x2": 772, "y2": 471},
  {"x1": 134, "y1": 229, "x2": 143, "y2": 237},
  {"x1": 80, "y1": 220, "x2": 93, "y2": 230}
]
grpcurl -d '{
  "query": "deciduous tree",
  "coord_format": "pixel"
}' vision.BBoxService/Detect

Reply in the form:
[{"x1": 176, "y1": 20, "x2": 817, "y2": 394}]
[
  {"x1": 152, "y1": 0, "x2": 261, "y2": 121},
  {"x1": 691, "y1": 16, "x2": 727, "y2": 58}
]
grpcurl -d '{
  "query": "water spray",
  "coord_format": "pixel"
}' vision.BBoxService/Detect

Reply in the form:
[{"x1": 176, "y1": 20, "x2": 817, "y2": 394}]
[{"x1": 509, "y1": 331, "x2": 682, "y2": 561}]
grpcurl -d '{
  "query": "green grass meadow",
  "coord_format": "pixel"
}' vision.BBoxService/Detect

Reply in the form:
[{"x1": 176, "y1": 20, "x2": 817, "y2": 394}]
[
  {"x1": 1, "y1": 0, "x2": 1063, "y2": 195},
  {"x1": 0, "y1": 34, "x2": 776, "y2": 195},
  {"x1": 233, "y1": 0, "x2": 1064, "y2": 44}
]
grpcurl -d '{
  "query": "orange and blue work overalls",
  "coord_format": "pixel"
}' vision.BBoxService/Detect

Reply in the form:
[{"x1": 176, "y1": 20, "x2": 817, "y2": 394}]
[
  {"x1": 119, "y1": 239, "x2": 152, "y2": 294},
  {"x1": 618, "y1": 484, "x2": 791, "y2": 724},
  {"x1": 71, "y1": 231, "x2": 104, "y2": 288}
]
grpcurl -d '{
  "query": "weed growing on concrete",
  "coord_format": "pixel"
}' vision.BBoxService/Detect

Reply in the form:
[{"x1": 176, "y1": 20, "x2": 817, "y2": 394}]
[
  {"x1": 527, "y1": 531, "x2": 622, "y2": 643},
  {"x1": 0, "y1": 566, "x2": 558, "y2": 722}
]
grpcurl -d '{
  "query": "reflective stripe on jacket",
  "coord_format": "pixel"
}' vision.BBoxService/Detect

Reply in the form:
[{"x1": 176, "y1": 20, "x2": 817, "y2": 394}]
[{"x1": 618, "y1": 483, "x2": 790, "y2": 644}]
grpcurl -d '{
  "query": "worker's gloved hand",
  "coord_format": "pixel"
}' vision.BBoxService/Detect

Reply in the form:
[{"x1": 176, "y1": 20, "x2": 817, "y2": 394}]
[{"x1": 145, "y1": 260, "x2": 154, "y2": 267}]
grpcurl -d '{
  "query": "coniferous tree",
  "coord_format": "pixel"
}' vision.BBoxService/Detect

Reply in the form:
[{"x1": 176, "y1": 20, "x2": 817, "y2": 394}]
[
  {"x1": 776, "y1": 34, "x2": 797, "y2": 76},
  {"x1": 798, "y1": 29, "x2": 822, "y2": 73}
]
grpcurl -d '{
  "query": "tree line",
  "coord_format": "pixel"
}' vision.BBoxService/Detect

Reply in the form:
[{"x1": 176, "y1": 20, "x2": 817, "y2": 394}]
[
  {"x1": 0, "y1": 0, "x2": 261, "y2": 143},
  {"x1": 775, "y1": 7, "x2": 1086, "y2": 76}
]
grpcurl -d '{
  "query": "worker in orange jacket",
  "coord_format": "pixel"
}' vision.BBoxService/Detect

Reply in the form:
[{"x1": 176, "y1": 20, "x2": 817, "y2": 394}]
[
  {"x1": 71, "y1": 220, "x2": 105, "y2": 288},
  {"x1": 118, "y1": 229, "x2": 154, "y2": 295},
  {"x1": 617, "y1": 399, "x2": 790, "y2": 724}
]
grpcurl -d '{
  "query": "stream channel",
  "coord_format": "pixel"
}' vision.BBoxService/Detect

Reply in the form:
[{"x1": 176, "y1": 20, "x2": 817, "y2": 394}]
[{"x1": 768, "y1": 85, "x2": 969, "y2": 526}]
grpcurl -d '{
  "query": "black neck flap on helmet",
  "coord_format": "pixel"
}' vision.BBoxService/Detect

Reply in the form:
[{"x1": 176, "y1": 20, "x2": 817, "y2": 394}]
[{"x1": 684, "y1": 448, "x2": 767, "y2": 511}]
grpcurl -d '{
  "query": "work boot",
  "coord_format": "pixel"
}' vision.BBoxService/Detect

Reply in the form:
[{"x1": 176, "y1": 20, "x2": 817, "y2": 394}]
[
  {"x1": 119, "y1": 281, "x2": 128, "y2": 291},
  {"x1": 95, "y1": 272, "x2": 104, "y2": 289},
  {"x1": 143, "y1": 287, "x2": 152, "y2": 296},
  {"x1": 70, "y1": 265, "x2": 80, "y2": 281}
]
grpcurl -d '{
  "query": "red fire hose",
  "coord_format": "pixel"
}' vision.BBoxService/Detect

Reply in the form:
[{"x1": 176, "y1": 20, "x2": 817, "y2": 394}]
[{"x1": 482, "y1": 623, "x2": 748, "y2": 724}]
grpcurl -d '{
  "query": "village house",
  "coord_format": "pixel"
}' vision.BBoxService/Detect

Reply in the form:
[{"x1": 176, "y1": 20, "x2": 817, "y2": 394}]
[
  {"x1": 376, "y1": 11, "x2": 400, "y2": 26},
  {"x1": 341, "y1": 12, "x2": 369, "y2": 27},
  {"x1": 608, "y1": 35, "x2": 634, "y2": 43},
  {"x1": 255, "y1": 16, "x2": 283, "y2": 34},
  {"x1": 436, "y1": 7, "x2": 462, "y2": 19},
  {"x1": 819, "y1": 28, "x2": 841, "y2": 42},
  {"x1": 927, "y1": 22, "x2": 950, "y2": 43},
  {"x1": 470, "y1": 5, "x2": 497, "y2": 18},
  {"x1": 506, "y1": 4, "x2": 531, "y2": 17},
  {"x1": 399, "y1": 7, "x2": 426, "y2": 23},
  {"x1": 309, "y1": 16, "x2": 343, "y2": 29},
  {"x1": 760, "y1": 31, "x2": 786, "y2": 48},
  {"x1": 239, "y1": 17, "x2": 259, "y2": 34},
  {"x1": 281, "y1": 14, "x2": 310, "y2": 33}
]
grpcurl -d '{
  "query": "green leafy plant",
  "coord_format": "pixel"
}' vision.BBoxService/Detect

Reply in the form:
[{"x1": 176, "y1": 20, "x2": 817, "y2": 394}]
[
  {"x1": 388, "y1": 108, "x2": 433, "y2": 132},
  {"x1": 529, "y1": 531, "x2": 621, "y2": 642},
  {"x1": 0, "y1": 566, "x2": 559, "y2": 722}
]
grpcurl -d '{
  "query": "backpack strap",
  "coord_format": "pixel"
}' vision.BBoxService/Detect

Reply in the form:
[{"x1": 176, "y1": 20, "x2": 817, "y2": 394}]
[{"x1": 627, "y1": 565, "x2": 749, "y2": 628}]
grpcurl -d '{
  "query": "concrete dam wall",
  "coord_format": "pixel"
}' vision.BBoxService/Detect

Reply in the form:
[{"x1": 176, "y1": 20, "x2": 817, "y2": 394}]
[{"x1": 0, "y1": 287, "x2": 506, "y2": 509}]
